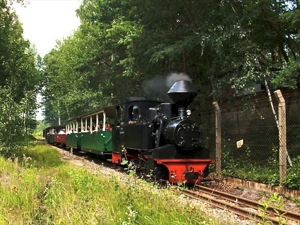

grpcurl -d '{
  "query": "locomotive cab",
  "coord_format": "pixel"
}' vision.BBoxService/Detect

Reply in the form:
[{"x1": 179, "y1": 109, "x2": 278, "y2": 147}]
[{"x1": 112, "y1": 100, "x2": 161, "y2": 163}]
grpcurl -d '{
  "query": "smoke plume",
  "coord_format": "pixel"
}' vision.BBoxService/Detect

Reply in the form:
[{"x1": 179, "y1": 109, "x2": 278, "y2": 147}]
[{"x1": 166, "y1": 72, "x2": 192, "y2": 88}]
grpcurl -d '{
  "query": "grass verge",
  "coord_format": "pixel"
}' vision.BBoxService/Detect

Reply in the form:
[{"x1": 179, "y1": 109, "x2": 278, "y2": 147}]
[{"x1": 0, "y1": 141, "x2": 221, "y2": 225}]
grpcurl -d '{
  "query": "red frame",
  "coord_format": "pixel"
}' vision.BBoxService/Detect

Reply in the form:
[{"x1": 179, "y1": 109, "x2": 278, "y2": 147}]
[
  {"x1": 112, "y1": 152, "x2": 214, "y2": 184},
  {"x1": 155, "y1": 159, "x2": 214, "y2": 183},
  {"x1": 112, "y1": 153, "x2": 139, "y2": 164},
  {"x1": 112, "y1": 153, "x2": 122, "y2": 164}
]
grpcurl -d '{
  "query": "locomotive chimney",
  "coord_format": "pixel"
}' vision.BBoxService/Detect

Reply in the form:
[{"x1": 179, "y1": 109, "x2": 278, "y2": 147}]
[{"x1": 167, "y1": 80, "x2": 197, "y2": 118}]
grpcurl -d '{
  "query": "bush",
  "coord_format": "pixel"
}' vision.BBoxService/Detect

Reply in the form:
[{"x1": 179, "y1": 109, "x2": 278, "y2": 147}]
[{"x1": 284, "y1": 156, "x2": 300, "y2": 190}]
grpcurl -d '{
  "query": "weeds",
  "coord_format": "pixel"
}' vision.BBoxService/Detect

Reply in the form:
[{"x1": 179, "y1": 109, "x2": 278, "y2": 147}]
[
  {"x1": 0, "y1": 141, "x2": 218, "y2": 225},
  {"x1": 259, "y1": 193, "x2": 288, "y2": 225}
]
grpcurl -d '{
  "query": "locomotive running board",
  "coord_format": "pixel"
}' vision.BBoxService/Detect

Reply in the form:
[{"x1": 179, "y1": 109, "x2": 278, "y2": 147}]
[{"x1": 155, "y1": 159, "x2": 214, "y2": 184}]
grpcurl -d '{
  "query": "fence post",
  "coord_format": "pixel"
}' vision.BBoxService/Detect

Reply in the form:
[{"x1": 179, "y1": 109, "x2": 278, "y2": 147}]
[
  {"x1": 274, "y1": 90, "x2": 287, "y2": 186},
  {"x1": 213, "y1": 101, "x2": 221, "y2": 174}
]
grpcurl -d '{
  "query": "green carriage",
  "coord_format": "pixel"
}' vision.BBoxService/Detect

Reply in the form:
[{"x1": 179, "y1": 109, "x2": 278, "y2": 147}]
[{"x1": 66, "y1": 106, "x2": 115, "y2": 157}]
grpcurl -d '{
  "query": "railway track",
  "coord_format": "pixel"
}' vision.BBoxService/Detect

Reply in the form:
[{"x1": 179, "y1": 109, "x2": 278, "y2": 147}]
[{"x1": 182, "y1": 185, "x2": 300, "y2": 224}]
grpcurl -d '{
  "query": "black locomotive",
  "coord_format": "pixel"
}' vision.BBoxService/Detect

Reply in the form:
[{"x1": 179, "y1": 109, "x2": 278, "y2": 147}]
[
  {"x1": 45, "y1": 80, "x2": 214, "y2": 184},
  {"x1": 111, "y1": 80, "x2": 213, "y2": 183}
]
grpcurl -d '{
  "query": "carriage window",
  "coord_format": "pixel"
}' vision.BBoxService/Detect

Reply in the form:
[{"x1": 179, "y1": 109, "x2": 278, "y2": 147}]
[
  {"x1": 91, "y1": 114, "x2": 96, "y2": 132},
  {"x1": 67, "y1": 121, "x2": 78, "y2": 133},
  {"x1": 105, "y1": 117, "x2": 113, "y2": 131},
  {"x1": 98, "y1": 112, "x2": 103, "y2": 131},
  {"x1": 81, "y1": 118, "x2": 89, "y2": 132}
]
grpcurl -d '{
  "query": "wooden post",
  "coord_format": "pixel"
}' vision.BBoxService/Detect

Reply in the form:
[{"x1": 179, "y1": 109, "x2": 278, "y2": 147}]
[
  {"x1": 213, "y1": 101, "x2": 222, "y2": 174},
  {"x1": 274, "y1": 90, "x2": 287, "y2": 186}
]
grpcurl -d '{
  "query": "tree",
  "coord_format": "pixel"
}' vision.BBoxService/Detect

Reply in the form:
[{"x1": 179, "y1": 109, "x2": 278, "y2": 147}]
[
  {"x1": 42, "y1": 0, "x2": 300, "y2": 124},
  {"x1": 0, "y1": 0, "x2": 41, "y2": 156},
  {"x1": 43, "y1": 0, "x2": 145, "y2": 123},
  {"x1": 271, "y1": 1, "x2": 300, "y2": 88}
]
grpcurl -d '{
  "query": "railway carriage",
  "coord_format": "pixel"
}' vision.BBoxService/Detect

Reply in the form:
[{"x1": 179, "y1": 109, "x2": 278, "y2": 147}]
[
  {"x1": 44, "y1": 125, "x2": 67, "y2": 147},
  {"x1": 78, "y1": 107, "x2": 115, "y2": 156}
]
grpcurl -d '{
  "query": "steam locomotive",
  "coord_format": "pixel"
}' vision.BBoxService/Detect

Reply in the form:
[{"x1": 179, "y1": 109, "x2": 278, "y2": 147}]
[{"x1": 44, "y1": 80, "x2": 214, "y2": 184}]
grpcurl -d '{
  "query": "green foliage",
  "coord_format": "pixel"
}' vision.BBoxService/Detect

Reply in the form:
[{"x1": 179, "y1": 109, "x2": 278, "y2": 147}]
[
  {"x1": 259, "y1": 193, "x2": 288, "y2": 224},
  {"x1": 221, "y1": 138, "x2": 300, "y2": 189},
  {"x1": 42, "y1": 0, "x2": 300, "y2": 126},
  {"x1": 21, "y1": 141, "x2": 64, "y2": 168},
  {"x1": 221, "y1": 141, "x2": 280, "y2": 185},
  {"x1": 33, "y1": 120, "x2": 50, "y2": 138},
  {"x1": 273, "y1": 59, "x2": 300, "y2": 89},
  {"x1": 0, "y1": 141, "x2": 215, "y2": 224},
  {"x1": 284, "y1": 156, "x2": 300, "y2": 190},
  {"x1": 0, "y1": 0, "x2": 41, "y2": 156},
  {"x1": 43, "y1": 0, "x2": 145, "y2": 123}
]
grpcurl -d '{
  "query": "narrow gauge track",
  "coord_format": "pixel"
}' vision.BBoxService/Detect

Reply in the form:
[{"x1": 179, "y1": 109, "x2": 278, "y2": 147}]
[{"x1": 182, "y1": 185, "x2": 300, "y2": 224}]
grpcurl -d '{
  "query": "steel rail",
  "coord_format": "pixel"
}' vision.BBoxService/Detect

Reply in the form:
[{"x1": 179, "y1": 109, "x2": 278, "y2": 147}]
[
  {"x1": 181, "y1": 185, "x2": 300, "y2": 224},
  {"x1": 196, "y1": 185, "x2": 300, "y2": 223},
  {"x1": 182, "y1": 189, "x2": 280, "y2": 224}
]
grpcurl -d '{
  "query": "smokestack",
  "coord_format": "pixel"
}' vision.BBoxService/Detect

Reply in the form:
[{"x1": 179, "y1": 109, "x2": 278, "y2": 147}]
[{"x1": 167, "y1": 80, "x2": 197, "y2": 107}]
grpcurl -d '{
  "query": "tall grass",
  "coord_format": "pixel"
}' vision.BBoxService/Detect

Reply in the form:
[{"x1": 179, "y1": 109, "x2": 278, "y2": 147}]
[{"x1": 0, "y1": 141, "x2": 220, "y2": 225}]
